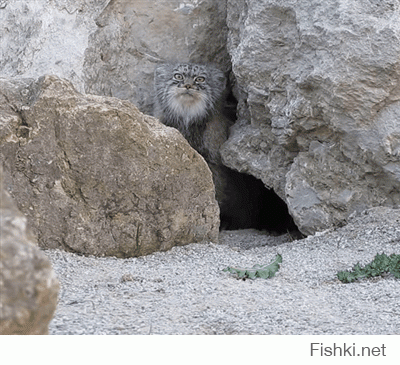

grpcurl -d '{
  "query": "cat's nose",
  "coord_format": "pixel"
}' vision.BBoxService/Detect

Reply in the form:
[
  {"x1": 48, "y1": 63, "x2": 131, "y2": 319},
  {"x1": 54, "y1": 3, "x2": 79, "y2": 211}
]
[{"x1": 184, "y1": 83, "x2": 193, "y2": 89}]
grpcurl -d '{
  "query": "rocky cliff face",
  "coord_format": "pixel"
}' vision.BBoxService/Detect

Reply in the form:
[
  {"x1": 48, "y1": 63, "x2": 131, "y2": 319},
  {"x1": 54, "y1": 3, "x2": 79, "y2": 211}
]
[
  {"x1": 223, "y1": 0, "x2": 400, "y2": 234},
  {"x1": 0, "y1": 0, "x2": 109, "y2": 92},
  {"x1": 83, "y1": 0, "x2": 230, "y2": 114},
  {"x1": 0, "y1": 0, "x2": 229, "y2": 114},
  {"x1": 1, "y1": 0, "x2": 400, "y2": 237}
]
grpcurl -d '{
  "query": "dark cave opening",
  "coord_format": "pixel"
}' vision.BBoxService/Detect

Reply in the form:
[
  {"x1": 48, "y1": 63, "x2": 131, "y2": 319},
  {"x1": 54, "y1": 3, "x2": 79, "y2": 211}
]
[
  {"x1": 219, "y1": 170, "x2": 301, "y2": 236},
  {"x1": 219, "y1": 83, "x2": 302, "y2": 237}
]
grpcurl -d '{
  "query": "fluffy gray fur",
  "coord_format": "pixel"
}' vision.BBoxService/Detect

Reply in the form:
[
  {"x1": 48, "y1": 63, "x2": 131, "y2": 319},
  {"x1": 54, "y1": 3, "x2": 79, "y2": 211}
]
[
  {"x1": 153, "y1": 63, "x2": 226, "y2": 132},
  {"x1": 153, "y1": 63, "x2": 262, "y2": 230}
]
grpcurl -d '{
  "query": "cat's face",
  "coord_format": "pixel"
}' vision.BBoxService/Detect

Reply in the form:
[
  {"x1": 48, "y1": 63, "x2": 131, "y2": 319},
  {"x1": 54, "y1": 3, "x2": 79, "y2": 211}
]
[
  {"x1": 154, "y1": 63, "x2": 226, "y2": 124},
  {"x1": 171, "y1": 65, "x2": 208, "y2": 106}
]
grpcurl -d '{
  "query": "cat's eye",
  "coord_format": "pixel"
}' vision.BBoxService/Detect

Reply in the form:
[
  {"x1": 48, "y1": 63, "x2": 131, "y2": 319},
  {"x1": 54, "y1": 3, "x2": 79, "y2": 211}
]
[
  {"x1": 195, "y1": 76, "x2": 205, "y2": 83},
  {"x1": 174, "y1": 73, "x2": 183, "y2": 80}
]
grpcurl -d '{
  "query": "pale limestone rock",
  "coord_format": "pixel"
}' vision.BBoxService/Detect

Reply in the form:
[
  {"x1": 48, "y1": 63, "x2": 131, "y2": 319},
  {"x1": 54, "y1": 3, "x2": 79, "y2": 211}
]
[
  {"x1": 223, "y1": 0, "x2": 400, "y2": 235},
  {"x1": 0, "y1": 0, "x2": 229, "y2": 114},
  {"x1": 83, "y1": 0, "x2": 230, "y2": 114},
  {"x1": 0, "y1": 0, "x2": 110, "y2": 92},
  {"x1": 0, "y1": 167, "x2": 59, "y2": 335}
]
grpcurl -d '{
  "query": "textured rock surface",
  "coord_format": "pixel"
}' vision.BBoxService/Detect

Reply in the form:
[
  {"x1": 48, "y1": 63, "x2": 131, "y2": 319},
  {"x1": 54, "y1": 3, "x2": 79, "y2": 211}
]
[
  {"x1": 223, "y1": 0, "x2": 400, "y2": 235},
  {"x1": 83, "y1": 0, "x2": 230, "y2": 114},
  {"x1": 0, "y1": 0, "x2": 110, "y2": 92},
  {"x1": 4, "y1": 0, "x2": 400, "y2": 237},
  {"x1": 0, "y1": 167, "x2": 59, "y2": 335},
  {"x1": 0, "y1": 75, "x2": 219, "y2": 257},
  {"x1": 0, "y1": 0, "x2": 229, "y2": 113}
]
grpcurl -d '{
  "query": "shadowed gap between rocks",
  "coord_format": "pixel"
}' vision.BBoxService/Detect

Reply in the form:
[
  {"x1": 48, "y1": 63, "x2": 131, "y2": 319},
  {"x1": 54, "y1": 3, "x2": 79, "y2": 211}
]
[
  {"x1": 220, "y1": 89, "x2": 301, "y2": 236},
  {"x1": 219, "y1": 169, "x2": 301, "y2": 236}
]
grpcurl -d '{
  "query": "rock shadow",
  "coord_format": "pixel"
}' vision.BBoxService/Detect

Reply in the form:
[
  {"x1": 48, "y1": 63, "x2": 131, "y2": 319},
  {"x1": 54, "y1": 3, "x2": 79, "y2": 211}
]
[{"x1": 219, "y1": 170, "x2": 301, "y2": 237}]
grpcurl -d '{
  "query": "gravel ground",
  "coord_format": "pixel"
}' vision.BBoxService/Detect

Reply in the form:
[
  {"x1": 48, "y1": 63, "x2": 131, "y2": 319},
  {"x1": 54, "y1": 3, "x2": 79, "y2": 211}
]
[{"x1": 45, "y1": 207, "x2": 400, "y2": 335}]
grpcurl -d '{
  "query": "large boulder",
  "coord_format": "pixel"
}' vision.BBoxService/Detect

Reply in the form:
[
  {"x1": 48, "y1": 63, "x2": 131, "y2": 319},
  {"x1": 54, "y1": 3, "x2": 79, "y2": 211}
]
[
  {"x1": 0, "y1": 0, "x2": 229, "y2": 114},
  {"x1": 0, "y1": 75, "x2": 219, "y2": 257},
  {"x1": 0, "y1": 167, "x2": 59, "y2": 335},
  {"x1": 223, "y1": 0, "x2": 400, "y2": 235}
]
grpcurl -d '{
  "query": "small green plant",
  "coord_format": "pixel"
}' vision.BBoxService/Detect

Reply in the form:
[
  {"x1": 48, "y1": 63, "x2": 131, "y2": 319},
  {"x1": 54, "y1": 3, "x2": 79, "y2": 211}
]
[
  {"x1": 223, "y1": 254, "x2": 282, "y2": 279},
  {"x1": 337, "y1": 253, "x2": 400, "y2": 283}
]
